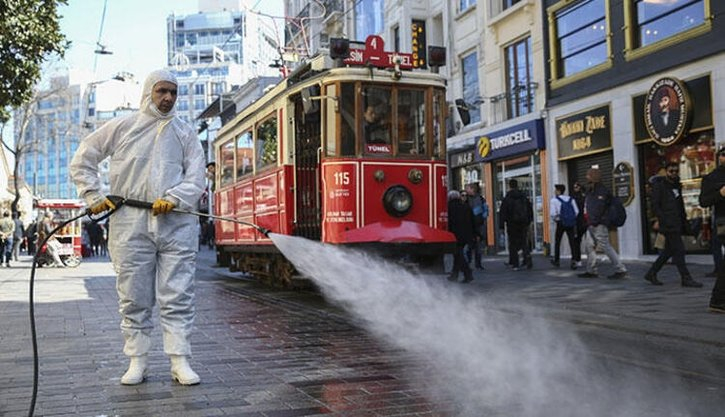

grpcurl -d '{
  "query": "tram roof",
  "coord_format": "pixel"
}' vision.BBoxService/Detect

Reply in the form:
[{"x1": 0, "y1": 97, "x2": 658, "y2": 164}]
[{"x1": 216, "y1": 56, "x2": 447, "y2": 142}]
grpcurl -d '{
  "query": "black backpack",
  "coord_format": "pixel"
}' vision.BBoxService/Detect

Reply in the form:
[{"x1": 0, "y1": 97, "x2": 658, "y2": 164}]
[{"x1": 606, "y1": 196, "x2": 627, "y2": 228}]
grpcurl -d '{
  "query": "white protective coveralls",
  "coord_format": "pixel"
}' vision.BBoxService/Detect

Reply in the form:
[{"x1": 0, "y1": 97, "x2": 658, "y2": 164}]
[{"x1": 70, "y1": 70, "x2": 205, "y2": 357}]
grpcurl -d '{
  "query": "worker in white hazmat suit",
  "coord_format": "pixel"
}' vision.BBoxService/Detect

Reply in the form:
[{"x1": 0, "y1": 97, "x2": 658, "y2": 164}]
[{"x1": 70, "y1": 69, "x2": 205, "y2": 385}]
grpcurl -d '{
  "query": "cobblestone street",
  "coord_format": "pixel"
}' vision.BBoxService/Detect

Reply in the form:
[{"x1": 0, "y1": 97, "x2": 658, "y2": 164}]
[{"x1": 1, "y1": 249, "x2": 723, "y2": 417}]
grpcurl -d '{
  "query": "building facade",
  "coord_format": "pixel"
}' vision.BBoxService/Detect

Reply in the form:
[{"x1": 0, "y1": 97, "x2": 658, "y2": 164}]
[
  {"x1": 442, "y1": 0, "x2": 549, "y2": 254},
  {"x1": 167, "y1": 1, "x2": 281, "y2": 126},
  {"x1": 542, "y1": 0, "x2": 724, "y2": 259}
]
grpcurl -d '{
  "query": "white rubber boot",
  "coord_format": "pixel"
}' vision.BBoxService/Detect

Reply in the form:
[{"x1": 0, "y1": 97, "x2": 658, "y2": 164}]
[
  {"x1": 120, "y1": 355, "x2": 148, "y2": 385},
  {"x1": 170, "y1": 355, "x2": 200, "y2": 385}
]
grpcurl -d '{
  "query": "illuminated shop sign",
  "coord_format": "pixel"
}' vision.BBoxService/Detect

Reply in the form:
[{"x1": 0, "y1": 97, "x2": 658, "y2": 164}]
[
  {"x1": 644, "y1": 77, "x2": 692, "y2": 147},
  {"x1": 411, "y1": 20, "x2": 427, "y2": 68}
]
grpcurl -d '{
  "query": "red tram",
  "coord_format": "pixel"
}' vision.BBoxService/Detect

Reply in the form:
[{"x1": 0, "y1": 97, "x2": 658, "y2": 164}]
[{"x1": 213, "y1": 36, "x2": 455, "y2": 287}]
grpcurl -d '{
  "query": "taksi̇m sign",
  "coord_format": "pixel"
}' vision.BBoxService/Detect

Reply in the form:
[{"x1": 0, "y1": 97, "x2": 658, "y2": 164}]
[
  {"x1": 474, "y1": 119, "x2": 545, "y2": 162},
  {"x1": 556, "y1": 105, "x2": 611, "y2": 160},
  {"x1": 644, "y1": 77, "x2": 692, "y2": 147}
]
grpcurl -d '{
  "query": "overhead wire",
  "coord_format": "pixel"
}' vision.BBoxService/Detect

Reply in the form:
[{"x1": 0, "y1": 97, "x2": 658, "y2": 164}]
[{"x1": 92, "y1": 0, "x2": 109, "y2": 73}]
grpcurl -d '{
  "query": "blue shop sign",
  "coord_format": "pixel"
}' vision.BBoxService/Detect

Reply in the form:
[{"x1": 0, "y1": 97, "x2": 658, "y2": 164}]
[{"x1": 474, "y1": 119, "x2": 545, "y2": 162}]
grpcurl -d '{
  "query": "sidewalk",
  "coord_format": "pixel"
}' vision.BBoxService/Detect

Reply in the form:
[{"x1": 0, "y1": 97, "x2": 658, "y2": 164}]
[{"x1": 460, "y1": 253, "x2": 725, "y2": 347}]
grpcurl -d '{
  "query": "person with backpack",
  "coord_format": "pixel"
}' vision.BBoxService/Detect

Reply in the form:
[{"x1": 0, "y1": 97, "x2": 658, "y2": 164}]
[
  {"x1": 465, "y1": 183, "x2": 488, "y2": 270},
  {"x1": 550, "y1": 184, "x2": 579, "y2": 269},
  {"x1": 499, "y1": 179, "x2": 533, "y2": 271},
  {"x1": 699, "y1": 145, "x2": 725, "y2": 313},
  {"x1": 578, "y1": 167, "x2": 628, "y2": 279},
  {"x1": 644, "y1": 162, "x2": 702, "y2": 287}
]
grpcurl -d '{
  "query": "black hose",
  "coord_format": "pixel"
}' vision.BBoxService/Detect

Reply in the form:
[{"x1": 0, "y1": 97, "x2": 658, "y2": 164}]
[{"x1": 27, "y1": 211, "x2": 90, "y2": 417}]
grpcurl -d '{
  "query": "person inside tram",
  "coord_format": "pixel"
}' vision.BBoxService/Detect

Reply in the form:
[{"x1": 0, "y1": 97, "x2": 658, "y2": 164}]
[{"x1": 363, "y1": 102, "x2": 390, "y2": 145}]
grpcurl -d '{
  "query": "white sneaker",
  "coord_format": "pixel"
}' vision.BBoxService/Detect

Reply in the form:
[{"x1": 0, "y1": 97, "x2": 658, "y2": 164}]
[
  {"x1": 121, "y1": 356, "x2": 148, "y2": 385},
  {"x1": 170, "y1": 355, "x2": 200, "y2": 385}
]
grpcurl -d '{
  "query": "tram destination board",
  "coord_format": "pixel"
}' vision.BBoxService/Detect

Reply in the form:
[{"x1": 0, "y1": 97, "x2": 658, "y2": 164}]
[{"x1": 613, "y1": 162, "x2": 634, "y2": 206}]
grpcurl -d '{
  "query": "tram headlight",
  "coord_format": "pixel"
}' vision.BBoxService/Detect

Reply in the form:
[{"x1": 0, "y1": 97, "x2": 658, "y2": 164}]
[{"x1": 383, "y1": 185, "x2": 413, "y2": 217}]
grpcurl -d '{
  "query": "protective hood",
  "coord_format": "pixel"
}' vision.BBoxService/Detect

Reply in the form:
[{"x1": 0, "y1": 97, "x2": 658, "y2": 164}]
[{"x1": 140, "y1": 69, "x2": 177, "y2": 119}]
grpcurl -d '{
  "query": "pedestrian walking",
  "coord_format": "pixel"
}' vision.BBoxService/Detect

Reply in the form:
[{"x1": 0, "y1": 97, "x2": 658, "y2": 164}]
[
  {"x1": 447, "y1": 190, "x2": 475, "y2": 283},
  {"x1": 11, "y1": 212, "x2": 24, "y2": 261},
  {"x1": 578, "y1": 167, "x2": 627, "y2": 279},
  {"x1": 26, "y1": 219, "x2": 38, "y2": 255},
  {"x1": 0, "y1": 211, "x2": 14, "y2": 267},
  {"x1": 550, "y1": 184, "x2": 579, "y2": 269},
  {"x1": 499, "y1": 179, "x2": 533, "y2": 271},
  {"x1": 699, "y1": 146, "x2": 725, "y2": 313},
  {"x1": 464, "y1": 183, "x2": 488, "y2": 269},
  {"x1": 70, "y1": 69, "x2": 206, "y2": 385},
  {"x1": 644, "y1": 162, "x2": 702, "y2": 287}
]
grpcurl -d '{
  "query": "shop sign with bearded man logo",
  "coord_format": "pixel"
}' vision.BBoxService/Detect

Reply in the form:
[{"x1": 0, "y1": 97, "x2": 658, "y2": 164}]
[{"x1": 644, "y1": 77, "x2": 692, "y2": 146}]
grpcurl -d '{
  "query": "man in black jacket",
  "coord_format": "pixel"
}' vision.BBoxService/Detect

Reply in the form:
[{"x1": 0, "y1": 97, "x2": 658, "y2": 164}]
[
  {"x1": 644, "y1": 162, "x2": 702, "y2": 287},
  {"x1": 447, "y1": 190, "x2": 475, "y2": 283},
  {"x1": 699, "y1": 146, "x2": 725, "y2": 313},
  {"x1": 499, "y1": 179, "x2": 533, "y2": 271}
]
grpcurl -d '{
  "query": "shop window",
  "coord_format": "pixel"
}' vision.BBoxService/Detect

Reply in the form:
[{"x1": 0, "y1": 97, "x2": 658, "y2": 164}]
[
  {"x1": 640, "y1": 132, "x2": 715, "y2": 254},
  {"x1": 504, "y1": 37, "x2": 534, "y2": 119},
  {"x1": 256, "y1": 116, "x2": 278, "y2": 171},
  {"x1": 549, "y1": 0, "x2": 609, "y2": 81},
  {"x1": 236, "y1": 131, "x2": 253, "y2": 179},
  {"x1": 461, "y1": 52, "x2": 481, "y2": 124},
  {"x1": 632, "y1": 0, "x2": 706, "y2": 48},
  {"x1": 220, "y1": 139, "x2": 234, "y2": 187}
]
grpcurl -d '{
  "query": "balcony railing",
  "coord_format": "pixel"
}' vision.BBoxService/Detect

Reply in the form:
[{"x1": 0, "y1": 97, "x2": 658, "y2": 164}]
[{"x1": 489, "y1": 82, "x2": 538, "y2": 125}]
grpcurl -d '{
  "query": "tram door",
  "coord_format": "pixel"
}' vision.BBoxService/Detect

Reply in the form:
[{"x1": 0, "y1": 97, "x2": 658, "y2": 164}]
[{"x1": 293, "y1": 97, "x2": 322, "y2": 240}]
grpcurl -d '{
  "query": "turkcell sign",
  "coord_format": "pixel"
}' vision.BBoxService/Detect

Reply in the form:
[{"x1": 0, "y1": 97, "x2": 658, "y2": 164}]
[{"x1": 474, "y1": 119, "x2": 545, "y2": 162}]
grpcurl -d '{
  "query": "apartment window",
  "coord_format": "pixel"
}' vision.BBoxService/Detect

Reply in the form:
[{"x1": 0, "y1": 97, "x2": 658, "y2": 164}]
[
  {"x1": 194, "y1": 99, "x2": 206, "y2": 110},
  {"x1": 179, "y1": 84, "x2": 189, "y2": 96},
  {"x1": 633, "y1": 0, "x2": 705, "y2": 48},
  {"x1": 505, "y1": 37, "x2": 534, "y2": 119},
  {"x1": 194, "y1": 84, "x2": 205, "y2": 95},
  {"x1": 460, "y1": 0, "x2": 476, "y2": 13},
  {"x1": 503, "y1": 0, "x2": 521, "y2": 10},
  {"x1": 461, "y1": 52, "x2": 481, "y2": 125},
  {"x1": 177, "y1": 100, "x2": 189, "y2": 111},
  {"x1": 553, "y1": 0, "x2": 607, "y2": 78}
]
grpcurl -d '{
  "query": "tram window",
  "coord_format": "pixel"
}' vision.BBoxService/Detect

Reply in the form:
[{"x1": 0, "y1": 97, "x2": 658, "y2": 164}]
[
  {"x1": 338, "y1": 83, "x2": 356, "y2": 156},
  {"x1": 362, "y1": 87, "x2": 392, "y2": 154},
  {"x1": 433, "y1": 89, "x2": 445, "y2": 158},
  {"x1": 397, "y1": 89, "x2": 426, "y2": 156},
  {"x1": 220, "y1": 139, "x2": 234, "y2": 187},
  {"x1": 256, "y1": 116, "x2": 278, "y2": 171},
  {"x1": 236, "y1": 131, "x2": 253, "y2": 178}
]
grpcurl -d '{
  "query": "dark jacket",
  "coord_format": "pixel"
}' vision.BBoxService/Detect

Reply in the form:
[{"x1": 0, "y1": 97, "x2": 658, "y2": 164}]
[
  {"x1": 651, "y1": 175, "x2": 687, "y2": 234},
  {"x1": 499, "y1": 189, "x2": 533, "y2": 229},
  {"x1": 572, "y1": 189, "x2": 586, "y2": 230},
  {"x1": 584, "y1": 182, "x2": 610, "y2": 227},
  {"x1": 699, "y1": 164, "x2": 725, "y2": 236},
  {"x1": 467, "y1": 194, "x2": 487, "y2": 238},
  {"x1": 448, "y1": 198, "x2": 476, "y2": 244}
]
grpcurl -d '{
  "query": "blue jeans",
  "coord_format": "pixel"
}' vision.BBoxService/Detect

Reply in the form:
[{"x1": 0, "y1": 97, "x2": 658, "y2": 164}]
[{"x1": 2, "y1": 237, "x2": 13, "y2": 263}]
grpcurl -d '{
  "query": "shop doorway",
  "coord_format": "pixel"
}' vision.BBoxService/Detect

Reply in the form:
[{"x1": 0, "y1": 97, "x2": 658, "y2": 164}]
[{"x1": 493, "y1": 153, "x2": 543, "y2": 255}]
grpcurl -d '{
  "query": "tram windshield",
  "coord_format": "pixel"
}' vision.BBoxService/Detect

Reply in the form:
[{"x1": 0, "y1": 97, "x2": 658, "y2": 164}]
[{"x1": 334, "y1": 82, "x2": 445, "y2": 159}]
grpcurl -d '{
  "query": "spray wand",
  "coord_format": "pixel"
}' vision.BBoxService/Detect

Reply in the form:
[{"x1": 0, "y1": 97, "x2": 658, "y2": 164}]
[{"x1": 27, "y1": 196, "x2": 269, "y2": 417}]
